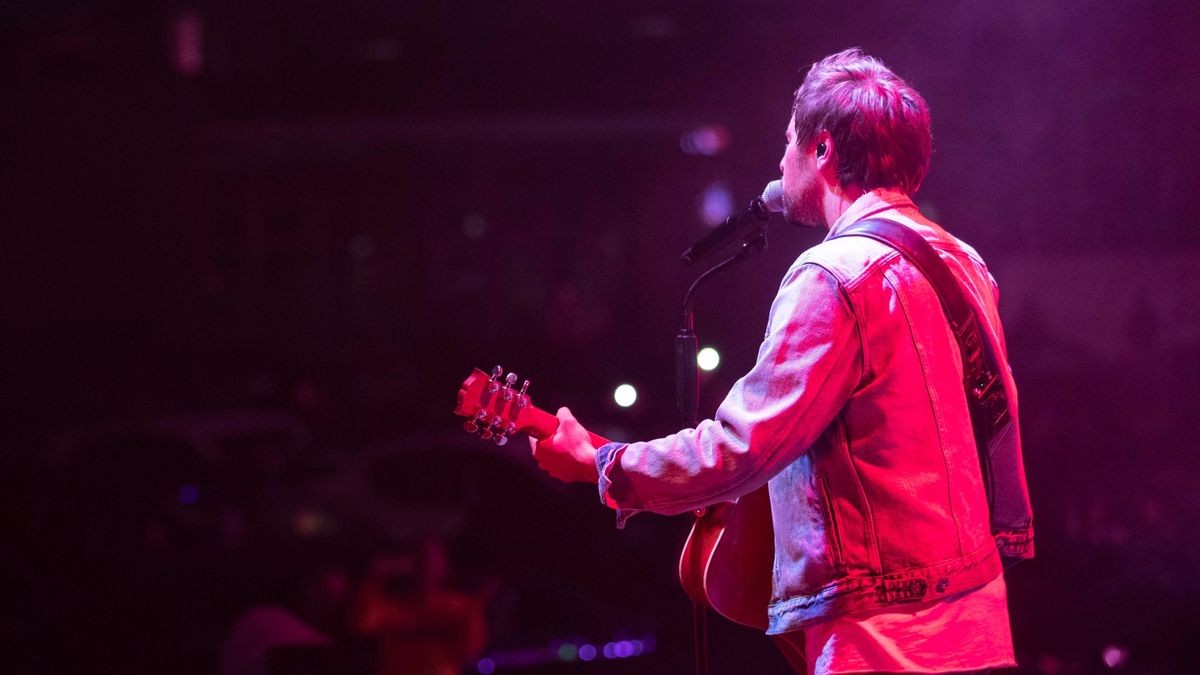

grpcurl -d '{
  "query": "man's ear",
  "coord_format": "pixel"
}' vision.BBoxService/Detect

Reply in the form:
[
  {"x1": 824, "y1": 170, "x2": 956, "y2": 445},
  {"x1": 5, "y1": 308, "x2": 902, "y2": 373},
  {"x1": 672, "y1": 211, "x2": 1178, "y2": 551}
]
[{"x1": 814, "y1": 130, "x2": 833, "y2": 168}]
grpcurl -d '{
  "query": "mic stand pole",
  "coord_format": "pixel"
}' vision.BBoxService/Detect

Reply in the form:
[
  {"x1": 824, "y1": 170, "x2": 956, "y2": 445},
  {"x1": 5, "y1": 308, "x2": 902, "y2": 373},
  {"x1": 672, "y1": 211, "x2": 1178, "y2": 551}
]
[{"x1": 676, "y1": 225, "x2": 768, "y2": 675}]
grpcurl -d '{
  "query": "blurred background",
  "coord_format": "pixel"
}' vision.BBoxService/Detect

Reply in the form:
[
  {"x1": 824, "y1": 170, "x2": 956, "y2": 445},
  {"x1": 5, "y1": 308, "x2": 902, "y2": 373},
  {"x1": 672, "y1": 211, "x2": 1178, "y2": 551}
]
[{"x1": 4, "y1": 1, "x2": 1200, "y2": 673}]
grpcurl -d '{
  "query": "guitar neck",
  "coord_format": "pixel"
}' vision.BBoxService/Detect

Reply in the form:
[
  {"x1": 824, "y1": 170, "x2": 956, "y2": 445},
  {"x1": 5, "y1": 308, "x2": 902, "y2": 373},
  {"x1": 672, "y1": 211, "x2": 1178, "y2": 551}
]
[{"x1": 521, "y1": 404, "x2": 610, "y2": 448}]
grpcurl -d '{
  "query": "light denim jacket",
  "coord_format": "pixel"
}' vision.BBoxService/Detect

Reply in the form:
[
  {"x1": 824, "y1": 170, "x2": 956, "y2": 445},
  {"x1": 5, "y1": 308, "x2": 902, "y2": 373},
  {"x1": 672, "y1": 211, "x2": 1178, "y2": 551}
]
[{"x1": 595, "y1": 190, "x2": 1034, "y2": 634}]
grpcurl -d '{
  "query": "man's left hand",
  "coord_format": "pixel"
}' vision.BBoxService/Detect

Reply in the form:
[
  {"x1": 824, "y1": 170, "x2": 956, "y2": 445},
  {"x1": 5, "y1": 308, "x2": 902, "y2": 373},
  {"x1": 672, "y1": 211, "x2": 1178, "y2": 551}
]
[{"x1": 529, "y1": 406, "x2": 600, "y2": 483}]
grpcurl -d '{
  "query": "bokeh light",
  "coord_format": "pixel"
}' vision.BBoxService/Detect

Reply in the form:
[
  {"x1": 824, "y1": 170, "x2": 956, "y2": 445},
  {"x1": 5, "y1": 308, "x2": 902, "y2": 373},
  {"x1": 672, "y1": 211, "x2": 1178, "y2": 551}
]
[{"x1": 614, "y1": 384, "x2": 637, "y2": 407}]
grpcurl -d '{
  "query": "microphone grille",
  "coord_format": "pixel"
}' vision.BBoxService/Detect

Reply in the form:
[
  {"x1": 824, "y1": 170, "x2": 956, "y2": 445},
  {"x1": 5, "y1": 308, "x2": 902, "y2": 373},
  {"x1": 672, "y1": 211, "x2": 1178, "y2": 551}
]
[{"x1": 760, "y1": 179, "x2": 785, "y2": 213}]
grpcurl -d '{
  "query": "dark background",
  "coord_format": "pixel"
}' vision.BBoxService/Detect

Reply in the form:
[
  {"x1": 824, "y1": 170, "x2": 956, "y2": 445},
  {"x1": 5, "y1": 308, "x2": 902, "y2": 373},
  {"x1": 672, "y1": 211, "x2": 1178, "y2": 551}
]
[{"x1": 4, "y1": 1, "x2": 1200, "y2": 673}]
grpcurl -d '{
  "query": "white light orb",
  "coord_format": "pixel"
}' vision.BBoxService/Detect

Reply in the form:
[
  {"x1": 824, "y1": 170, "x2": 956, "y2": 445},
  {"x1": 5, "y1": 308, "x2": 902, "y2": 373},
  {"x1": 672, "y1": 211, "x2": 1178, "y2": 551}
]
[
  {"x1": 613, "y1": 384, "x2": 638, "y2": 408},
  {"x1": 697, "y1": 347, "x2": 720, "y2": 371}
]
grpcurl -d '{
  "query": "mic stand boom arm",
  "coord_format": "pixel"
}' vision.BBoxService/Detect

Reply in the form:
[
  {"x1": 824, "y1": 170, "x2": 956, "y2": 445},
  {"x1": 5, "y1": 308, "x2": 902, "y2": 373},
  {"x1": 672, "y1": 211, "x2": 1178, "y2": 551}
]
[{"x1": 676, "y1": 225, "x2": 768, "y2": 428}]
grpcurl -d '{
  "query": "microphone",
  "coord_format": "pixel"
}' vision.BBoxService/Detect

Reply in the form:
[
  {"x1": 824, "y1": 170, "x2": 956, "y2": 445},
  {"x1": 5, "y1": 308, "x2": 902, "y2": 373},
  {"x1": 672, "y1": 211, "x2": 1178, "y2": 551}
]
[{"x1": 681, "y1": 180, "x2": 784, "y2": 264}]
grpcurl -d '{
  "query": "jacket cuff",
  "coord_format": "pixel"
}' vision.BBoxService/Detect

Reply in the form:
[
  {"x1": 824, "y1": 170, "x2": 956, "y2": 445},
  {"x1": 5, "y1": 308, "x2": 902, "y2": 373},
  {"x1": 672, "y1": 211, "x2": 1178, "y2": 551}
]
[
  {"x1": 994, "y1": 526, "x2": 1035, "y2": 566},
  {"x1": 595, "y1": 442, "x2": 639, "y2": 528}
]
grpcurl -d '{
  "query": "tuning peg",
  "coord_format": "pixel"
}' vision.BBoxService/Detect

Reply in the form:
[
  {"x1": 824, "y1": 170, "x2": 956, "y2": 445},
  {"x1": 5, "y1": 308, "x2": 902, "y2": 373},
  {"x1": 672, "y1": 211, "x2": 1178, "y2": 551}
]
[
  {"x1": 502, "y1": 372, "x2": 518, "y2": 400},
  {"x1": 487, "y1": 366, "x2": 504, "y2": 394},
  {"x1": 492, "y1": 420, "x2": 518, "y2": 446},
  {"x1": 463, "y1": 411, "x2": 487, "y2": 434}
]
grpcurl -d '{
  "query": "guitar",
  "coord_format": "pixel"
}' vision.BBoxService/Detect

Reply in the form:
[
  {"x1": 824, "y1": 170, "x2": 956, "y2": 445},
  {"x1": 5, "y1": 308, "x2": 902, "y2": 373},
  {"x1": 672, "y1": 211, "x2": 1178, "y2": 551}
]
[{"x1": 455, "y1": 365, "x2": 775, "y2": 630}]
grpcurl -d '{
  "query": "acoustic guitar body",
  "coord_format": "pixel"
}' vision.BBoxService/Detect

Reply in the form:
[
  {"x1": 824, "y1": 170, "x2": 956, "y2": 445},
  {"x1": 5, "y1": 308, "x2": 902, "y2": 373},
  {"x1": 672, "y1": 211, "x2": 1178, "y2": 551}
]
[{"x1": 678, "y1": 485, "x2": 776, "y2": 631}]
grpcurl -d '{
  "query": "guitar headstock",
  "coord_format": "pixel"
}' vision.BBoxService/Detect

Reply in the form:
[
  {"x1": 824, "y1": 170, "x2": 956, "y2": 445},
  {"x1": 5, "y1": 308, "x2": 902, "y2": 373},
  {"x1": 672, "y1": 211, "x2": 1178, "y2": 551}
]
[{"x1": 454, "y1": 365, "x2": 533, "y2": 446}]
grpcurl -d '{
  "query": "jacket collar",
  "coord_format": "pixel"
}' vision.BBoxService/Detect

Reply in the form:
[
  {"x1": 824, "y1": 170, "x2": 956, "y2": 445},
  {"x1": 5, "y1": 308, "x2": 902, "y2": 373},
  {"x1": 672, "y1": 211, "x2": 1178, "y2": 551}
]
[{"x1": 826, "y1": 189, "x2": 917, "y2": 240}]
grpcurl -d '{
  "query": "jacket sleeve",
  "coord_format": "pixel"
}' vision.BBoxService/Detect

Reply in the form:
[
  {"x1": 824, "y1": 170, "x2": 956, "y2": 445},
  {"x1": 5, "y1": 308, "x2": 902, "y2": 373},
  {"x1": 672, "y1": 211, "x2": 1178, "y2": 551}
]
[
  {"x1": 597, "y1": 262, "x2": 863, "y2": 525},
  {"x1": 982, "y1": 272, "x2": 1035, "y2": 563}
]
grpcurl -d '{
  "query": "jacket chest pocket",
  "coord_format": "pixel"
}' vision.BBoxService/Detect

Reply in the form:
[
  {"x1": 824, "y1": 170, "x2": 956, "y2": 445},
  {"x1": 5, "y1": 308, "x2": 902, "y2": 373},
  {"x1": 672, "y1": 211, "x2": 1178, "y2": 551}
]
[{"x1": 818, "y1": 476, "x2": 846, "y2": 571}]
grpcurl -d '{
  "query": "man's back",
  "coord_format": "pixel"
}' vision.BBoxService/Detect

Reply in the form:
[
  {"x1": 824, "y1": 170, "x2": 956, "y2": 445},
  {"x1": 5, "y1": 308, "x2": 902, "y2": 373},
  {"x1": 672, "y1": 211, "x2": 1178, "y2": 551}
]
[
  {"x1": 771, "y1": 190, "x2": 1021, "y2": 673},
  {"x1": 759, "y1": 189, "x2": 1010, "y2": 631}
]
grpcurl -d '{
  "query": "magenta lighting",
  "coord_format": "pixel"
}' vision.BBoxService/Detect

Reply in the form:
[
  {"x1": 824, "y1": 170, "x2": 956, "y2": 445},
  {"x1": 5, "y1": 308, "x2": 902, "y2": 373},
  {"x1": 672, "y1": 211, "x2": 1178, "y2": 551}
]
[{"x1": 170, "y1": 10, "x2": 203, "y2": 76}]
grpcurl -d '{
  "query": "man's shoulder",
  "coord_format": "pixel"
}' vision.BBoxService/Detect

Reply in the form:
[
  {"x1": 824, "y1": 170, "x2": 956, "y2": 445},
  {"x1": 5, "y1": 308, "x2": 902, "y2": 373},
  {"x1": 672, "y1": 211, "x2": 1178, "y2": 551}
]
[
  {"x1": 932, "y1": 232, "x2": 988, "y2": 268},
  {"x1": 794, "y1": 220, "x2": 991, "y2": 289},
  {"x1": 793, "y1": 234, "x2": 901, "y2": 288}
]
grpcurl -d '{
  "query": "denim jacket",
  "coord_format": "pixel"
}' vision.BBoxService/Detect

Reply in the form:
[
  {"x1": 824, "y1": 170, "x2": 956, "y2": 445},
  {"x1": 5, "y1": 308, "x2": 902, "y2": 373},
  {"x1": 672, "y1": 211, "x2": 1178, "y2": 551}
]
[{"x1": 595, "y1": 190, "x2": 1034, "y2": 634}]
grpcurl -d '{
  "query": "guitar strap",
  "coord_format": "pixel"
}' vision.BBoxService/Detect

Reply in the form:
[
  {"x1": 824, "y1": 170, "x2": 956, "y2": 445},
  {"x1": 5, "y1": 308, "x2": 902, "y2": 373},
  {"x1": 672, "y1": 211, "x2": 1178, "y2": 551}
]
[{"x1": 832, "y1": 218, "x2": 1011, "y2": 511}]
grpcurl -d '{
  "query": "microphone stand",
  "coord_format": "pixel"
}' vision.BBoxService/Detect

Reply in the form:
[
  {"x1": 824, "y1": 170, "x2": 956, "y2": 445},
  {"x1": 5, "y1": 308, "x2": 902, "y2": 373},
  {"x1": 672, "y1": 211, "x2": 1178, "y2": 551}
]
[{"x1": 676, "y1": 223, "x2": 768, "y2": 675}]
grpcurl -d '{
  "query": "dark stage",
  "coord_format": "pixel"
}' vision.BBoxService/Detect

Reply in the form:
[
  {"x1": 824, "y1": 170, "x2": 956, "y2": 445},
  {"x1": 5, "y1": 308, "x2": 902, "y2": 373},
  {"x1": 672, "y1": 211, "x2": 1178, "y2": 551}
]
[{"x1": 4, "y1": 1, "x2": 1200, "y2": 674}]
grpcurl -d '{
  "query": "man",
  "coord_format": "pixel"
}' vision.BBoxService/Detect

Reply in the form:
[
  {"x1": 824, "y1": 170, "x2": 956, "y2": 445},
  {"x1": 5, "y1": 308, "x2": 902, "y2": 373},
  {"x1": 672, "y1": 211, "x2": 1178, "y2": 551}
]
[{"x1": 530, "y1": 48, "x2": 1033, "y2": 675}]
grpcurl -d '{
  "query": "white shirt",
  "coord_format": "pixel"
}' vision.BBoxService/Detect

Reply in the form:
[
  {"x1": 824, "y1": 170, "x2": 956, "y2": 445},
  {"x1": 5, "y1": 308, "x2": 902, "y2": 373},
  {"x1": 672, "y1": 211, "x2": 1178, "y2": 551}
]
[{"x1": 801, "y1": 573, "x2": 1016, "y2": 674}]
